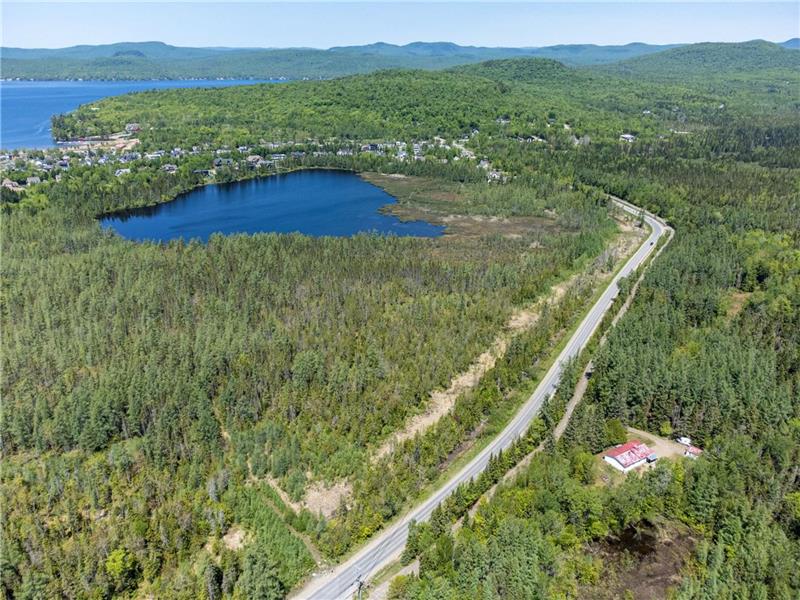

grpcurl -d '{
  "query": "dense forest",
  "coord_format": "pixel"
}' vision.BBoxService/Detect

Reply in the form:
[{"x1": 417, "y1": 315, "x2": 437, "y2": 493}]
[{"x1": 3, "y1": 41, "x2": 800, "y2": 598}]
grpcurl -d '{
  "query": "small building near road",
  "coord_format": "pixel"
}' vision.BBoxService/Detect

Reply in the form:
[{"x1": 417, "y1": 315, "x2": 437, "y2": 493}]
[
  {"x1": 684, "y1": 446, "x2": 703, "y2": 460},
  {"x1": 603, "y1": 439, "x2": 653, "y2": 473}
]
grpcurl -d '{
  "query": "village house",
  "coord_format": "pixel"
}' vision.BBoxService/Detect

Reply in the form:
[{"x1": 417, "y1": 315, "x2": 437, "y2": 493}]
[
  {"x1": 603, "y1": 439, "x2": 655, "y2": 473},
  {"x1": 2, "y1": 178, "x2": 24, "y2": 192},
  {"x1": 684, "y1": 446, "x2": 703, "y2": 460},
  {"x1": 212, "y1": 157, "x2": 234, "y2": 168},
  {"x1": 119, "y1": 152, "x2": 140, "y2": 163}
]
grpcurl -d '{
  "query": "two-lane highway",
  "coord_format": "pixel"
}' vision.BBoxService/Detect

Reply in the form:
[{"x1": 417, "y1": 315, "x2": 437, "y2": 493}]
[{"x1": 296, "y1": 198, "x2": 671, "y2": 600}]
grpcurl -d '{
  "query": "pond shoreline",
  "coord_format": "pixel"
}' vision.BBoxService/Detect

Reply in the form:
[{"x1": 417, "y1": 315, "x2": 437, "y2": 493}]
[{"x1": 99, "y1": 168, "x2": 445, "y2": 242}]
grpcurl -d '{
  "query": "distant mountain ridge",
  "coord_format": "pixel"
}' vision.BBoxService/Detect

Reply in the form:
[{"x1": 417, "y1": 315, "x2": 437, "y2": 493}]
[
  {"x1": 1, "y1": 40, "x2": 680, "y2": 80},
  {"x1": 0, "y1": 41, "x2": 240, "y2": 60},
  {"x1": 1, "y1": 39, "x2": 796, "y2": 81}
]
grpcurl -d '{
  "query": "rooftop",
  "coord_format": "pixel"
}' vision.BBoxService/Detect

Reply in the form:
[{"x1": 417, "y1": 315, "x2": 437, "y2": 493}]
[{"x1": 605, "y1": 439, "x2": 652, "y2": 469}]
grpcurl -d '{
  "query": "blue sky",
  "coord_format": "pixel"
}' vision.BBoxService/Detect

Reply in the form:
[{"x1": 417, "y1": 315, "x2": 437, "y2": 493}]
[{"x1": 2, "y1": 2, "x2": 797, "y2": 48}]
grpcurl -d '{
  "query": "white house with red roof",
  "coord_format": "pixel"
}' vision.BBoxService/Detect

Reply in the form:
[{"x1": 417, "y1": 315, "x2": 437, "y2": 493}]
[
  {"x1": 603, "y1": 439, "x2": 654, "y2": 473},
  {"x1": 684, "y1": 445, "x2": 703, "y2": 459}
]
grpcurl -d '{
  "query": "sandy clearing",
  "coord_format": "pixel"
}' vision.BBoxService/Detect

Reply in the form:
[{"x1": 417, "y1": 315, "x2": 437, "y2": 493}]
[
  {"x1": 303, "y1": 479, "x2": 353, "y2": 519},
  {"x1": 223, "y1": 526, "x2": 246, "y2": 551},
  {"x1": 265, "y1": 475, "x2": 352, "y2": 520}
]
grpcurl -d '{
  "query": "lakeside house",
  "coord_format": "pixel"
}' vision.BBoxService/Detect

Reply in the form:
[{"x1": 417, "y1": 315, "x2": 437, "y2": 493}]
[{"x1": 603, "y1": 439, "x2": 654, "y2": 473}]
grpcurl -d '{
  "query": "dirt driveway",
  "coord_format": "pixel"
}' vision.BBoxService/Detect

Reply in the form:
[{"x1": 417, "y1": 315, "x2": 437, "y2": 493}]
[{"x1": 626, "y1": 426, "x2": 687, "y2": 460}]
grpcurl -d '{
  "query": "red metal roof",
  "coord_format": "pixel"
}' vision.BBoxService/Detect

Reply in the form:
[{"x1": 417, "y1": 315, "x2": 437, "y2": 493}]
[{"x1": 605, "y1": 440, "x2": 652, "y2": 468}]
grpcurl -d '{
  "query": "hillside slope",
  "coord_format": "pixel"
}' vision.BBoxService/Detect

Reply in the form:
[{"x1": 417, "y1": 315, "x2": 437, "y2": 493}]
[{"x1": 608, "y1": 40, "x2": 799, "y2": 78}]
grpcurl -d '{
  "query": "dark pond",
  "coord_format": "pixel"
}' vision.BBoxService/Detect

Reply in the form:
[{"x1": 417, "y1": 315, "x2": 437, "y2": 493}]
[{"x1": 100, "y1": 170, "x2": 444, "y2": 242}]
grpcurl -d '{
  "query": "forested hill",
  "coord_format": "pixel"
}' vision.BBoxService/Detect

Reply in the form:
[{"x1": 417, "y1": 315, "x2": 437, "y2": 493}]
[
  {"x1": 50, "y1": 44, "x2": 799, "y2": 153},
  {"x1": 607, "y1": 40, "x2": 800, "y2": 78},
  {"x1": 449, "y1": 58, "x2": 574, "y2": 83},
  {"x1": 1, "y1": 39, "x2": 680, "y2": 80}
]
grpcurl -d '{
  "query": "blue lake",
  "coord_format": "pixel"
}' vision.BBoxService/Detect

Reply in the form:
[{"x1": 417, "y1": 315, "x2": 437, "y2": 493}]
[
  {"x1": 0, "y1": 79, "x2": 271, "y2": 149},
  {"x1": 101, "y1": 170, "x2": 444, "y2": 242}
]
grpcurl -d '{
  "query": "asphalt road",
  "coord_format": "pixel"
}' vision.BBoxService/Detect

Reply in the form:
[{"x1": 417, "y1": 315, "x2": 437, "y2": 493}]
[{"x1": 296, "y1": 198, "x2": 671, "y2": 600}]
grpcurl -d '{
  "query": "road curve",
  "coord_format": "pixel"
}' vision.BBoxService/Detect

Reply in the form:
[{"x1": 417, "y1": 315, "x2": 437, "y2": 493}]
[{"x1": 296, "y1": 198, "x2": 671, "y2": 600}]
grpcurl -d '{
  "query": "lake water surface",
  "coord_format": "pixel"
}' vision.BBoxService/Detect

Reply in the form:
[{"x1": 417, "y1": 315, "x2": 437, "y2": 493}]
[
  {"x1": 0, "y1": 79, "x2": 271, "y2": 149},
  {"x1": 101, "y1": 170, "x2": 444, "y2": 242}
]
